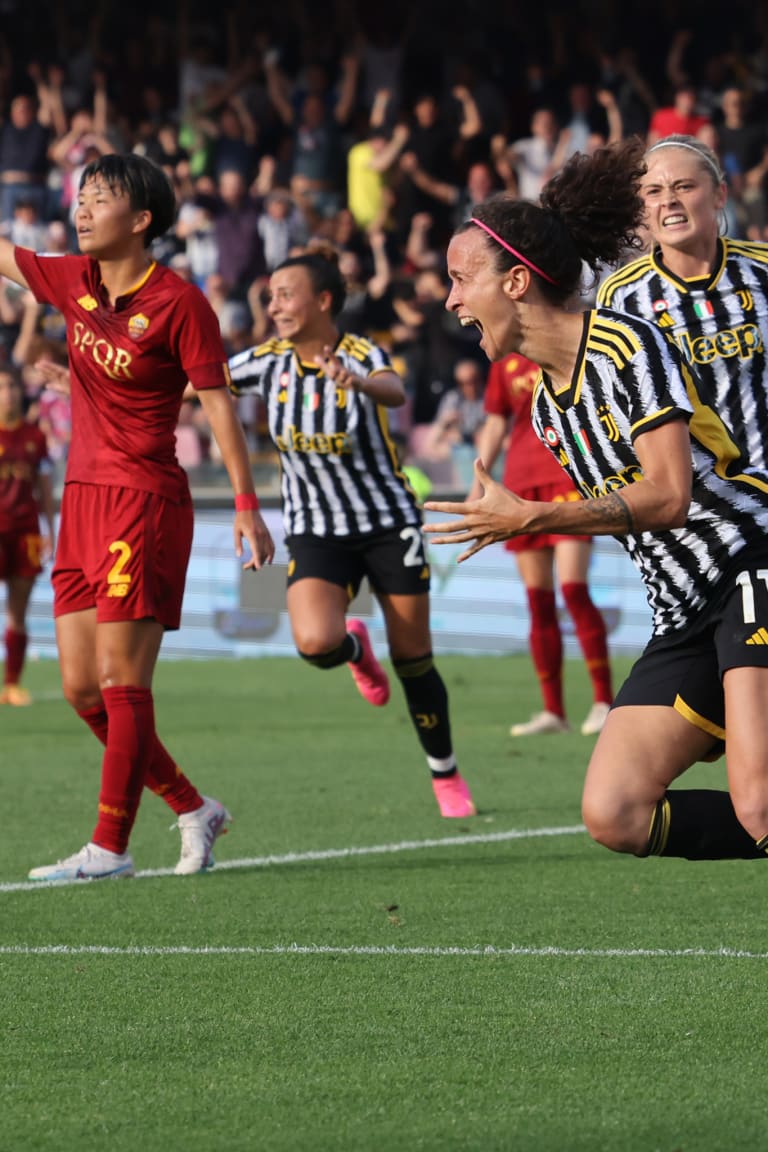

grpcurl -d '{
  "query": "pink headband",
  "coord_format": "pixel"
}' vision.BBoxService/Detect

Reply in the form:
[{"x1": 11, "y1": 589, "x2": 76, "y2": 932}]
[{"x1": 469, "y1": 217, "x2": 559, "y2": 286}]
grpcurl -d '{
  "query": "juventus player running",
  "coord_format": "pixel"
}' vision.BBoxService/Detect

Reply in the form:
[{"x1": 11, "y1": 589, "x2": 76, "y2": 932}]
[
  {"x1": 424, "y1": 137, "x2": 768, "y2": 862},
  {"x1": 0, "y1": 153, "x2": 275, "y2": 881},
  {"x1": 598, "y1": 134, "x2": 768, "y2": 472},
  {"x1": 229, "y1": 250, "x2": 475, "y2": 818}
]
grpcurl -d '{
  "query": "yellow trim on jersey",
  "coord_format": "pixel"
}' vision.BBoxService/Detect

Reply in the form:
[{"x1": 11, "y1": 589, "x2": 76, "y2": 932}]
[
  {"x1": 587, "y1": 315, "x2": 643, "y2": 368},
  {"x1": 105, "y1": 261, "x2": 157, "y2": 300},
  {"x1": 126, "y1": 261, "x2": 157, "y2": 297},
  {"x1": 673, "y1": 694, "x2": 726, "y2": 741},
  {"x1": 337, "y1": 332, "x2": 377, "y2": 364},
  {"x1": 252, "y1": 337, "x2": 293, "y2": 358},
  {"x1": 683, "y1": 363, "x2": 768, "y2": 493},
  {"x1": 596, "y1": 255, "x2": 654, "y2": 303},
  {"x1": 726, "y1": 239, "x2": 768, "y2": 267},
  {"x1": 630, "y1": 406, "x2": 679, "y2": 438}
]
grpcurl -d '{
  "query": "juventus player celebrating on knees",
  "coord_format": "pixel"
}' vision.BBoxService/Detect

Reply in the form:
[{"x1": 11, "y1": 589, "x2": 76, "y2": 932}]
[
  {"x1": 424, "y1": 137, "x2": 768, "y2": 863},
  {"x1": 228, "y1": 250, "x2": 475, "y2": 818},
  {"x1": 598, "y1": 134, "x2": 768, "y2": 472},
  {"x1": 0, "y1": 153, "x2": 275, "y2": 881},
  {"x1": 0, "y1": 366, "x2": 55, "y2": 706}
]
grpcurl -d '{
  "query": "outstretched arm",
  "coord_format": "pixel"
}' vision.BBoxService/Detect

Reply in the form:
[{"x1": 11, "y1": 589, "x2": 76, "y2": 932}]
[
  {"x1": 424, "y1": 420, "x2": 692, "y2": 561},
  {"x1": 0, "y1": 238, "x2": 30, "y2": 289}
]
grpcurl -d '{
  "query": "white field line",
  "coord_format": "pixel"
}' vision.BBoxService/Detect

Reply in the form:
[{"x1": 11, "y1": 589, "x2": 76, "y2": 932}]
[
  {"x1": 0, "y1": 825, "x2": 585, "y2": 894},
  {"x1": 1, "y1": 943, "x2": 768, "y2": 960}
]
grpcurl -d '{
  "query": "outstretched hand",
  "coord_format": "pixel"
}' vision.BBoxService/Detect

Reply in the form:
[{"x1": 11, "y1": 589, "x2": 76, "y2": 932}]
[
  {"x1": 315, "y1": 346, "x2": 361, "y2": 392},
  {"x1": 423, "y1": 457, "x2": 532, "y2": 562}
]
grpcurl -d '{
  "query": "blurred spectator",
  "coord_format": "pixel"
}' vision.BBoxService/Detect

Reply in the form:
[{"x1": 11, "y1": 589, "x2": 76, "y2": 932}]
[
  {"x1": 346, "y1": 102, "x2": 409, "y2": 230},
  {"x1": 647, "y1": 82, "x2": 711, "y2": 145},
  {"x1": 492, "y1": 106, "x2": 560, "y2": 202},
  {"x1": 418, "y1": 357, "x2": 487, "y2": 485},
  {"x1": 594, "y1": 42, "x2": 656, "y2": 138},
  {"x1": 335, "y1": 226, "x2": 397, "y2": 340},
  {"x1": 0, "y1": 93, "x2": 51, "y2": 225},
  {"x1": 4, "y1": 198, "x2": 47, "y2": 249},
  {"x1": 174, "y1": 179, "x2": 220, "y2": 288},
  {"x1": 48, "y1": 102, "x2": 112, "y2": 236},
  {"x1": 397, "y1": 157, "x2": 503, "y2": 233},
  {"x1": 211, "y1": 168, "x2": 266, "y2": 299},
  {"x1": 174, "y1": 397, "x2": 208, "y2": 471},
  {"x1": 193, "y1": 91, "x2": 260, "y2": 184},
  {"x1": 714, "y1": 86, "x2": 768, "y2": 237},
  {"x1": 177, "y1": 4, "x2": 228, "y2": 123},
  {"x1": 135, "y1": 120, "x2": 191, "y2": 183},
  {"x1": 394, "y1": 87, "x2": 484, "y2": 247},
  {"x1": 257, "y1": 188, "x2": 309, "y2": 272},
  {"x1": 263, "y1": 46, "x2": 359, "y2": 222},
  {"x1": 36, "y1": 379, "x2": 72, "y2": 465}
]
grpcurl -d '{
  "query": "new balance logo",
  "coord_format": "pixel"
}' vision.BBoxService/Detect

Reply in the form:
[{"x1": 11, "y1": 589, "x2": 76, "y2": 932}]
[{"x1": 746, "y1": 628, "x2": 768, "y2": 645}]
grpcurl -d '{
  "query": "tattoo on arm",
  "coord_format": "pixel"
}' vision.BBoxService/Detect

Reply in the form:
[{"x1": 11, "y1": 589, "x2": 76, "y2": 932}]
[
  {"x1": 607, "y1": 492, "x2": 635, "y2": 534},
  {"x1": 574, "y1": 492, "x2": 636, "y2": 534}
]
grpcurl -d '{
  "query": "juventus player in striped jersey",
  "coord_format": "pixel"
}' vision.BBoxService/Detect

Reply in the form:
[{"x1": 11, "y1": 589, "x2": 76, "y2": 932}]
[
  {"x1": 597, "y1": 134, "x2": 768, "y2": 472},
  {"x1": 228, "y1": 250, "x2": 475, "y2": 818},
  {"x1": 425, "y1": 137, "x2": 768, "y2": 863}
]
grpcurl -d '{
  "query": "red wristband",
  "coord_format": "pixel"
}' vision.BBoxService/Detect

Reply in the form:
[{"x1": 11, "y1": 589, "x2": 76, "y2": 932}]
[{"x1": 234, "y1": 493, "x2": 260, "y2": 512}]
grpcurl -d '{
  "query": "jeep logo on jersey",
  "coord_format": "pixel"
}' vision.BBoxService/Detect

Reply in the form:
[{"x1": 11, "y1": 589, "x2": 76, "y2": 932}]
[{"x1": 127, "y1": 313, "x2": 150, "y2": 341}]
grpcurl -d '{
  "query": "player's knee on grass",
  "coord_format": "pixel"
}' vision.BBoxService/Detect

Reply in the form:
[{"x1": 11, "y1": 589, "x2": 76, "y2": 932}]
[{"x1": 581, "y1": 788, "x2": 656, "y2": 856}]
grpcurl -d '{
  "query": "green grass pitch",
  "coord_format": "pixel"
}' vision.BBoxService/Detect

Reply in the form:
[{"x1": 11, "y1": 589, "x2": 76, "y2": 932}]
[{"x1": 2, "y1": 654, "x2": 766, "y2": 1151}]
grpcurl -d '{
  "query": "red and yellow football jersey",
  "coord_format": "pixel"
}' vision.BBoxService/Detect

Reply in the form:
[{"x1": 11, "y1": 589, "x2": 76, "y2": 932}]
[
  {"x1": 15, "y1": 250, "x2": 229, "y2": 501},
  {"x1": 484, "y1": 353, "x2": 570, "y2": 492},
  {"x1": 0, "y1": 419, "x2": 49, "y2": 533}
]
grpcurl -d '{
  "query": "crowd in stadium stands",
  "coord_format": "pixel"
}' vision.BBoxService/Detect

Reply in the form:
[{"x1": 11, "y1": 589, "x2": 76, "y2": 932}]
[{"x1": 1, "y1": 0, "x2": 767, "y2": 486}]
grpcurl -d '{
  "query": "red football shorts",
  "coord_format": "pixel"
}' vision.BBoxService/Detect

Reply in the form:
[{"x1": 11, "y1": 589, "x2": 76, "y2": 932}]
[
  {"x1": 504, "y1": 479, "x2": 590, "y2": 553},
  {"x1": 0, "y1": 528, "x2": 44, "y2": 580},
  {"x1": 52, "y1": 483, "x2": 193, "y2": 629}
]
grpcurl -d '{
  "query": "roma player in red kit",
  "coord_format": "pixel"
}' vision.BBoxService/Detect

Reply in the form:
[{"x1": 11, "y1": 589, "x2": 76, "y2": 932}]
[
  {"x1": 0, "y1": 367, "x2": 55, "y2": 705},
  {"x1": 0, "y1": 153, "x2": 274, "y2": 881}
]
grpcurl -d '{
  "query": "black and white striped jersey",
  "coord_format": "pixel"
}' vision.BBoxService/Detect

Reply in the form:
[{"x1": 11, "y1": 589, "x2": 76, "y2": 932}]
[
  {"x1": 531, "y1": 308, "x2": 768, "y2": 637},
  {"x1": 228, "y1": 333, "x2": 421, "y2": 538},
  {"x1": 597, "y1": 238, "x2": 768, "y2": 471}
]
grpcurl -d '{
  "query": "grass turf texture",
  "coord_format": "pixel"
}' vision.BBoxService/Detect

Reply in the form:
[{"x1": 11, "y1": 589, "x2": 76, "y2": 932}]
[{"x1": 2, "y1": 654, "x2": 766, "y2": 1151}]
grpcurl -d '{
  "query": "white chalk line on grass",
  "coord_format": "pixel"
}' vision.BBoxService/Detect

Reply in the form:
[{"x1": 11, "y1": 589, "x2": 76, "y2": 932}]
[
  {"x1": 1, "y1": 943, "x2": 768, "y2": 960},
  {"x1": 0, "y1": 825, "x2": 585, "y2": 895}
]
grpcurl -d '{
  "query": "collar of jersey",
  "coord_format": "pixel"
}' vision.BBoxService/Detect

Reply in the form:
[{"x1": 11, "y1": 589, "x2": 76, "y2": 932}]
[
  {"x1": 538, "y1": 311, "x2": 590, "y2": 411},
  {"x1": 650, "y1": 237, "x2": 725, "y2": 292},
  {"x1": 96, "y1": 260, "x2": 157, "y2": 309}
]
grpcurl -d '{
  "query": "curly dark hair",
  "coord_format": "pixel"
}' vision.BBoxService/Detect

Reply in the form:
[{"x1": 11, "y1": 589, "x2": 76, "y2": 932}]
[{"x1": 457, "y1": 136, "x2": 648, "y2": 301}]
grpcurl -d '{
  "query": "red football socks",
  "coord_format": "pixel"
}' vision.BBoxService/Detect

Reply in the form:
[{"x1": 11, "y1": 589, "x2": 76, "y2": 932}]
[{"x1": 526, "y1": 587, "x2": 564, "y2": 716}]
